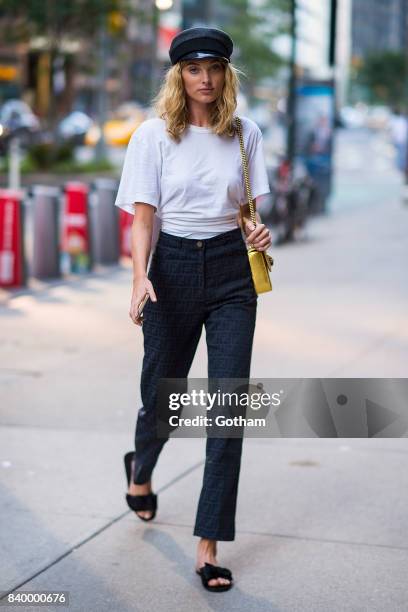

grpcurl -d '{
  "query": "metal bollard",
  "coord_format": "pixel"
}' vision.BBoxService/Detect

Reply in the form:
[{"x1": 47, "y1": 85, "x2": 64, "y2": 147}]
[
  {"x1": 31, "y1": 185, "x2": 61, "y2": 279},
  {"x1": 89, "y1": 178, "x2": 120, "y2": 265}
]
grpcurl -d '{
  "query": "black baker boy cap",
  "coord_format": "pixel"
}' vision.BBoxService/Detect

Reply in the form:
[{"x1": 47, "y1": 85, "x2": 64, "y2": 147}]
[{"x1": 169, "y1": 27, "x2": 234, "y2": 66}]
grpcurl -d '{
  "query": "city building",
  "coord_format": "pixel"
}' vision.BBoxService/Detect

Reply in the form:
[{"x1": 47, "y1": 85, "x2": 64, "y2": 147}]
[
  {"x1": 295, "y1": 0, "x2": 332, "y2": 80},
  {"x1": 351, "y1": 0, "x2": 408, "y2": 59}
]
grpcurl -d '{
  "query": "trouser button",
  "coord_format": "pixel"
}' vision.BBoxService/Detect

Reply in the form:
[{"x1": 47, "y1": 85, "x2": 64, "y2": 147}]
[{"x1": 196, "y1": 240, "x2": 203, "y2": 248}]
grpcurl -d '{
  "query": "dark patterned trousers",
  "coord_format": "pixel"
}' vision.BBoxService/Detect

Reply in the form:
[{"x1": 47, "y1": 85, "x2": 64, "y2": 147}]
[{"x1": 133, "y1": 226, "x2": 257, "y2": 541}]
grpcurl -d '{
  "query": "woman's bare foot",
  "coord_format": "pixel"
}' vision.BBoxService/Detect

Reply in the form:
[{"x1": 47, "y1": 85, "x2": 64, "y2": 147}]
[
  {"x1": 195, "y1": 538, "x2": 232, "y2": 588},
  {"x1": 128, "y1": 458, "x2": 153, "y2": 520}
]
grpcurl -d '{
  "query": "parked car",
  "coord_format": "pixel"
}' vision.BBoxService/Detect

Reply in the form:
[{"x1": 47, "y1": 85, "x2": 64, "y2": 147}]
[
  {"x1": 56, "y1": 111, "x2": 94, "y2": 145},
  {"x1": 84, "y1": 102, "x2": 147, "y2": 147},
  {"x1": 0, "y1": 99, "x2": 41, "y2": 155}
]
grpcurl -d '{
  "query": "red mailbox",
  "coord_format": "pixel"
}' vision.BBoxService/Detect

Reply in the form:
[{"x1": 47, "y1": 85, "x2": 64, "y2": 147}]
[
  {"x1": 61, "y1": 182, "x2": 91, "y2": 273},
  {"x1": 119, "y1": 209, "x2": 133, "y2": 258},
  {"x1": 0, "y1": 189, "x2": 25, "y2": 288}
]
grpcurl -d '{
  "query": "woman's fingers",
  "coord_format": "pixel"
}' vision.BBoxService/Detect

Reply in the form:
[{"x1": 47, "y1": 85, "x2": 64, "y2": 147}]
[
  {"x1": 245, "y1": 222, "x2": 267, "y2": 242},
  {"x1": 251, "y1": 233, "x2": 270, "y2": 244},
  {"x1": 246, "y1": 223, "x2": 272, "y2": 250},
  {"x1": 129, "y1": 311, "x2": 143, "y2": 326},
  {"x1": 253, "y1": 235, "x2": 271, "y2": 248},
  {"x1": 129, "y1": 295, "x2": 147, "y2": 326},
  {"x1": 129, "y1": 282, "x2": 158, "y2": 326},
  {"x1": 129, "y1": 304, "x2": 143, "y2": 326},
  {"x1": 146, "y1": 281, "x2": 157, "y2": 302}
]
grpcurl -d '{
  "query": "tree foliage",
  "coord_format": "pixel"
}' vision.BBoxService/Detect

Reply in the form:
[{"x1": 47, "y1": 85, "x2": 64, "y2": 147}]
[
  {"x1": 221, "y1": 0, "x2": 291, "y2": 93},
  {"x1": 354, "y1": 51, "x2": 407, "y2": 109},
  {"x1": 0, "y1": 0, "x2": 140, "y2": 44}
]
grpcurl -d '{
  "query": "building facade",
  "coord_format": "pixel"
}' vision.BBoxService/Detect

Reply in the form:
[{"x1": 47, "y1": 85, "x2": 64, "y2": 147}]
[{"x1": 351, "y1": 0, "x2": 408, "y2": 58}]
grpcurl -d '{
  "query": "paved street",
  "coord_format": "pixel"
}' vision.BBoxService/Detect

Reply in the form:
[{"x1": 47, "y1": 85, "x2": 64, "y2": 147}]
[{"x1": 1, "y1": 128, "x2": 408, "y2": 611}]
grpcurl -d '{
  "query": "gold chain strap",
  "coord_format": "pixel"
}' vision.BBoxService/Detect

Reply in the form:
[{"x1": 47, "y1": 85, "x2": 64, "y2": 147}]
[
  {"x1": 235, "y1": 115, "x2": 274, "y2": 272},
  {"x1": 235, "y1": 116, "x2": 257, "y2": 228}
]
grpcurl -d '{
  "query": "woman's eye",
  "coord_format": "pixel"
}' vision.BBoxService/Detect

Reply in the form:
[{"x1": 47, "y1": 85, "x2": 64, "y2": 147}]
[{"x1": 188, "y1": 64, "x2": 221, "y2": 73}]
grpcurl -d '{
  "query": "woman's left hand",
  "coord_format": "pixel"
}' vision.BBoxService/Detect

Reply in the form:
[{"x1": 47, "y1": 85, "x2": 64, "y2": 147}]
[{"x1": 243, "y1": 218, "x2": 272, "y2": 251}]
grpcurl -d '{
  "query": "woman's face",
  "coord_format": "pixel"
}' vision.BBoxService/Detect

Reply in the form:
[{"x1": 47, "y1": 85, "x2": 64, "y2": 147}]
[{"x1": 180, "y1": 58, "x2": 226, "y2": 105}]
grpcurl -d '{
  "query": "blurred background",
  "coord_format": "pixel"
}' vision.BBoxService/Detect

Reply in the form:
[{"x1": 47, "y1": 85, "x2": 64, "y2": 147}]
[
  {"x1": 0, "y1": 0, "x2": 408, "y2": 281},
  {"x1": 1, "y1": 3, "x2": 408, "y2": 606}
]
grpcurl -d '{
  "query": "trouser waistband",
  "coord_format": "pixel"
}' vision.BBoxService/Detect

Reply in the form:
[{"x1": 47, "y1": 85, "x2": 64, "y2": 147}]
[{"x1": 157, "y1": 227, "x2": 243, "y2": 250}]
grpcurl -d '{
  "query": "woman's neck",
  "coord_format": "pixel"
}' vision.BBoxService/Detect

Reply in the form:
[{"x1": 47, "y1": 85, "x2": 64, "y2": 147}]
[{"x1": 187, "y1": 102, "x2": 212, "y2": 127}]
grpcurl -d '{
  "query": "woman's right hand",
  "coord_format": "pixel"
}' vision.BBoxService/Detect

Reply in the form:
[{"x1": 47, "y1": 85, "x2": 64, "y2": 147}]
[{"x1": 129, "y1": 276, "x2": 157, "y2": 327}]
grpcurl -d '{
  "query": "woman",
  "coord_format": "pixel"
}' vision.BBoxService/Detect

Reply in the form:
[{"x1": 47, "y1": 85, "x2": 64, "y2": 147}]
[{"x1": 115, "y1": 26, "x2": 272, "y2": 593}]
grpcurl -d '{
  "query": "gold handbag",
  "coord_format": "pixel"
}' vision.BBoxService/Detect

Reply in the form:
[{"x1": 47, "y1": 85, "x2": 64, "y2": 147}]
[{"x1": 235, "y1": 116, "x2": 274, "y2": 294}]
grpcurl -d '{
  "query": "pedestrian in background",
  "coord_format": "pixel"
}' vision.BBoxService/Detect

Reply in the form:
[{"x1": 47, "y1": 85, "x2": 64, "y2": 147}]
[
  {"x1": 115, "y1": 26, "x2": 271, "y2": 593},
  {"x1": 390, "y1": 108, "x2": 408, "y2": 173}
]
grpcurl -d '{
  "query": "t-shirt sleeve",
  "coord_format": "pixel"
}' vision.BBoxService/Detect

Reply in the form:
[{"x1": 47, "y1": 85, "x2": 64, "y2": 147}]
[
  {"x1": 114, "y1": 124, "x2": 161, "y2": 215},
  {"x1": 246, "y1": 124, "x2": 271, "y2": 200}
]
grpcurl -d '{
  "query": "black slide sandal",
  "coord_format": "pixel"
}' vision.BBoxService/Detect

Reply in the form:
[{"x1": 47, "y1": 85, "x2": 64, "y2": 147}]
[
  {"x1": 196, "y1": 562, "x2": 234, "y2": 592},
  {"x1": 124, "y1": 451, "x2": 157, "y2": 522}
]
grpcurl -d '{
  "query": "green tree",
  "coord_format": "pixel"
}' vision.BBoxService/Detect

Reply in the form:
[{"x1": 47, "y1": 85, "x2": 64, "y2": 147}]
[
  {"x1": 354, "y1": 51, "x2": 407, "y2": 109},
  {"x1": 0, "y1": 0, "x2": 145, "y2": 125},
  {"x1": 221, "y1": 0, "x2": 291, "y2": 98},
  {"x1": 0, "y1": 0, "x2": 135, "y2": 43}
]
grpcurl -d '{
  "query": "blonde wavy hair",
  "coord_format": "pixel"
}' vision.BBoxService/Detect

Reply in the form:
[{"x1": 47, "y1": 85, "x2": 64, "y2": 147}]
[{"x1": 152, "y1": 60, "x2": 245, "y2": 142}]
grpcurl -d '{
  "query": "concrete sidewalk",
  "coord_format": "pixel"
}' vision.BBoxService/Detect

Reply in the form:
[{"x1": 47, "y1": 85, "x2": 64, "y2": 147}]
[{"x1": 1, "y1": 168, "x2": 408, "y2": 610}]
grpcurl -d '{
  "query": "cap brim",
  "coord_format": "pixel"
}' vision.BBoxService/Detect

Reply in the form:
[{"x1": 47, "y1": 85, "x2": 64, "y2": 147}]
[{"x1": 179, "y1": 51, "x2": 229, "y2": 62}]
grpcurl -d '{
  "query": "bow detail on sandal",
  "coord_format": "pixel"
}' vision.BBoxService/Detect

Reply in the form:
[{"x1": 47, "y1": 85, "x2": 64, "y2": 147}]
[
  {"x1": 126, "y1": 492, "x2": 157, "y2": 514},
  {"x1": 196, "y1": 562, "x2": 234, "y2": 592}
]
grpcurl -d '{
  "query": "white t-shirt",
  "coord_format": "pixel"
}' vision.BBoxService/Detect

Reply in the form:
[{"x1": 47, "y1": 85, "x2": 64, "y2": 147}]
[{"x1": 114, "y1": 115, "x2": 270, "y2": 239}]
